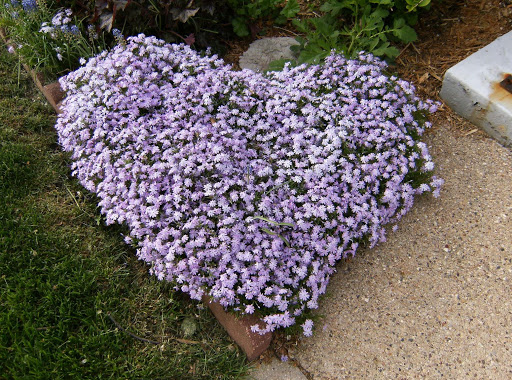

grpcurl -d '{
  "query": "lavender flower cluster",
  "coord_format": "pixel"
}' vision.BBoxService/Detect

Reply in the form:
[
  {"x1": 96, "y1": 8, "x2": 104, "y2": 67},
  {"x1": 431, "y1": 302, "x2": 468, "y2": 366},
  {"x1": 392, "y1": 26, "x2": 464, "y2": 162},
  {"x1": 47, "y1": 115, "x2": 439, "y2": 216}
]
[
  {"x1": 56, "y1": 35, "x2": 442, "y2": 335},
  {"x1": 40, "y1": 9, "x2": 79, "y2": 41}
]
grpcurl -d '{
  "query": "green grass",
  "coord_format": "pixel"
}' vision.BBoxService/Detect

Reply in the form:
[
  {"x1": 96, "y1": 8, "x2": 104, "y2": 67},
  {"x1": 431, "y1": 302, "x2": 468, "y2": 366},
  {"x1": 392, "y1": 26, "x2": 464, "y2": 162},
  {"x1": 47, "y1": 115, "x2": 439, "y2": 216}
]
[{"x1": 0, "y1": 49, "x2": 250, "y2": 379}]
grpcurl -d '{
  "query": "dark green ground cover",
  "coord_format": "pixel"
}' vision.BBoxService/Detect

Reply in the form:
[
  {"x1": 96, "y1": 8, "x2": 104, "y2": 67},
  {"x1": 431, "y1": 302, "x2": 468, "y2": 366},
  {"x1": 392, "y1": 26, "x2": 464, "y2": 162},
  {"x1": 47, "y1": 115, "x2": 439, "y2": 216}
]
[{"x1": 0, "y1": 49, "x2": 249, "y2": 380}]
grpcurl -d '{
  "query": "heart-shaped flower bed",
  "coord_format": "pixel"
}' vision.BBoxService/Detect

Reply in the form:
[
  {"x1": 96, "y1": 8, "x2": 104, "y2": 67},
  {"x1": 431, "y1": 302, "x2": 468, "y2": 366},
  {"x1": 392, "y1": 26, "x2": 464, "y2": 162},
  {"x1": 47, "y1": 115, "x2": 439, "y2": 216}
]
[{"x1": 55, "y1": 34, "x2": 442, "y2": 335}]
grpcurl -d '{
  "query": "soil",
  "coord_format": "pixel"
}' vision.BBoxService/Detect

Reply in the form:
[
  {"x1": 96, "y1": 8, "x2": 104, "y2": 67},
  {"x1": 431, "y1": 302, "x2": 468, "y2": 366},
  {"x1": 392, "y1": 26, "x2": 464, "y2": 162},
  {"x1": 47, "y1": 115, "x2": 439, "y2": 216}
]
[{"x1": 225, "y1": 0, "x2": 512, "y2": 365}]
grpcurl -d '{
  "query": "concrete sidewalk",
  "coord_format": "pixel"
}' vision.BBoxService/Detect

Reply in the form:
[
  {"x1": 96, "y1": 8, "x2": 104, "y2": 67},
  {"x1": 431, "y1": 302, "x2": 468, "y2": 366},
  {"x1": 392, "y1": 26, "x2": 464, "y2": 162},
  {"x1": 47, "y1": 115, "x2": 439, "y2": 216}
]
[{"x1": 248, "y1": 120, "x2": 512, "y2": 378}]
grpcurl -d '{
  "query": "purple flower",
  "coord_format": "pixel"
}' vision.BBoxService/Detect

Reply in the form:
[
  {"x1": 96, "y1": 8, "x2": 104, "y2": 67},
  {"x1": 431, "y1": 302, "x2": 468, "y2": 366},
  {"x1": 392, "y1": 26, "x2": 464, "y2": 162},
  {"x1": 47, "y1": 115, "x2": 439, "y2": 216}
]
[
  {"x1": 51, "y1": 9, "x2": 72, "y2": 27},
  {"x1": 21, "y1": 0, "x2": 36, "y2": 12},
  {"x1": 302, "y1": 319, "x2": 314, "y2": 337},
  {"x1": 55, "y1": 35, "x2": 442, "y2": 336}
]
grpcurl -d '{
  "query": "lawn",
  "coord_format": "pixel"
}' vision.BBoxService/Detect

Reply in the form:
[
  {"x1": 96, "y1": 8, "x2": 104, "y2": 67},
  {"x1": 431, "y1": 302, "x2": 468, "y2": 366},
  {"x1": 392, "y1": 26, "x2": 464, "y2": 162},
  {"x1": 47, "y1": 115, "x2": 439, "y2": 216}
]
[{"x1": 0, "y1": 48, "x2": 249, "y2": 379}]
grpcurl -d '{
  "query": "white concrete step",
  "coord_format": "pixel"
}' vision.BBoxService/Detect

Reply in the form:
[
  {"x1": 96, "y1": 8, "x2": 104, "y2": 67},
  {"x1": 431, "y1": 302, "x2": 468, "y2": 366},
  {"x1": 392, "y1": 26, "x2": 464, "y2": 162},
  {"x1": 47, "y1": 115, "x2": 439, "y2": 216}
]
[{"x1": 440, "y1": 30, "x2": 512, "y2": 148}]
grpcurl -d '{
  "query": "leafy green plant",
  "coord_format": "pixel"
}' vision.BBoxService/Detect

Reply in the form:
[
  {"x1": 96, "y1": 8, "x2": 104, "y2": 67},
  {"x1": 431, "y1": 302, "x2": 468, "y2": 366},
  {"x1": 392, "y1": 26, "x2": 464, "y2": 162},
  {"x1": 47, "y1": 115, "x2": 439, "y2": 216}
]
[
  {"x1": 0, "y1": 0, "x2": 110, "y2": 79},
  {"x1": 284, "y1": 0, "x2": 431, "y2": 66},
  {"x1": 404, "y1": 0, "x2": 431, "y2": 12},
  {"x1": 0, "y1": 0, "x2": 238, "y2": 78},
  {"x1": 228, "y1": 0, "x2": 300, "y2": 37}
]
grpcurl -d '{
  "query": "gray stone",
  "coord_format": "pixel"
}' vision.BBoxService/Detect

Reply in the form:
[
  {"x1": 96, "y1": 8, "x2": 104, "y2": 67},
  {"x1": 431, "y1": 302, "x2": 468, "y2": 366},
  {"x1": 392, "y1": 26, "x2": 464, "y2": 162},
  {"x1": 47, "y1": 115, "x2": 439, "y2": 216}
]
[{"x1": 239, "y1": 37, "x2": 299, "y2": 73}]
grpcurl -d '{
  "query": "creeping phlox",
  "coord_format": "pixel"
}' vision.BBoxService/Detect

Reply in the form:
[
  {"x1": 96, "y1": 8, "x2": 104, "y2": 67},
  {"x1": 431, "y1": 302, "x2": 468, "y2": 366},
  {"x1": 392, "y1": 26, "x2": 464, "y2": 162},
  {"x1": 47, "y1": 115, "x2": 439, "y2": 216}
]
[{"x1": 56, "y1": 35, "x2": 442, "y2": 336}]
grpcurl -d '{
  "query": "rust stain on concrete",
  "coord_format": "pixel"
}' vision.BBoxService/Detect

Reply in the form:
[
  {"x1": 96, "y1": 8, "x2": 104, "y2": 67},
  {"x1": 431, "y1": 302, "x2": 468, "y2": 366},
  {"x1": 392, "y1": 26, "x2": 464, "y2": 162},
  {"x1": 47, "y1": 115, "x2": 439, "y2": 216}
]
[{"x1": 490, "y1": 73, "x2": 512, "y2": 107}]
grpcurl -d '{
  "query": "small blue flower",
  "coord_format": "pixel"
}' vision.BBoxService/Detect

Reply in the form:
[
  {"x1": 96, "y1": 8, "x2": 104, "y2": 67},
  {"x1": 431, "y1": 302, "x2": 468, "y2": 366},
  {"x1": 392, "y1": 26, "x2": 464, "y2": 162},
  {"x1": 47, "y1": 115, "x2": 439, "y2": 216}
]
[
  {"x1": 70, "y1": 25, "x2": 79, "y2": 35},
  {"x1": 112, "y1": 28, "x2": 122, "y2": 38},
  {"x1": 87, "y1": 25, "x2": 98, "y2": 40},
  {"x1": 21, "y1": 0, "x2": 37, "y2": 12},
  {"x1": 10, "y1": 0, "x2": 20, "y2": 7}
]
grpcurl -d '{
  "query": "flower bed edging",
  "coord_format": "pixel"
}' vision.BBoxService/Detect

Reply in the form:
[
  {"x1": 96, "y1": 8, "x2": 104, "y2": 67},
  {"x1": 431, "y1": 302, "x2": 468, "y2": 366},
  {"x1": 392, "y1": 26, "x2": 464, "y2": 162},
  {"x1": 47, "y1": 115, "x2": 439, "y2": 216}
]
[
  {"x1": 41, "y1": 81, "x2": 64, "y2": 114},
  {"x1": 0, "y1": 27, "x2": 63, "y2": 113},
  {"x1": 203, "y1": 296, "x2": 272, "y2": 361}
]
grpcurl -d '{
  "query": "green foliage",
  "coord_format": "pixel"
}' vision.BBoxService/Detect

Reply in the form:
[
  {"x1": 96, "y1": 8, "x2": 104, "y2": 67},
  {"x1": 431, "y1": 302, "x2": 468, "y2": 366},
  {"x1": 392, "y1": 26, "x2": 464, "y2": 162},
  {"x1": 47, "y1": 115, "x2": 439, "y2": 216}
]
[
  {"x1": 0, "y1": 0, "x2": 239, "y2": 79},
  {"x1": 228, "y1": 0, "x2": 300, "y2": 37},
  {"x1": 284, "y1": 0, "x2": 431, "y2": 66},
  {"x1": 404, "y1": 0, "x2": 431, "y2": 11},
  {"x1": 0, "y1": 49, "x2": 249, "y2": 379},
  {"x1": 0, "y1": 0, "x2": 109, "y2": 79}
]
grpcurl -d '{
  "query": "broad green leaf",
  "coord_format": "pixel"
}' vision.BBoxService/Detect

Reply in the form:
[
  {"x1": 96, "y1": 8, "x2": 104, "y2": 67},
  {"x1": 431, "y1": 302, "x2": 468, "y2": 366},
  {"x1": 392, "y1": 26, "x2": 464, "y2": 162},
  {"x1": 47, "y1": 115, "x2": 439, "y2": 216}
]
[
  {"x1": 374, "y1": 43, "x2": 399, "y2": 58},
  {"x1": 246, "y1": 3, "x2": 262, "y2": 18},
  {"x1": 406, "y1": 0, "x2": 431, "y2": 11},
  {"x1": 294, "y1": 36, "x2": 307, "y2": 45},
  {"x1": 368, "y1": 37, "x2": 380, "y2": 51},
  {"x1": 320, "y1": 0, "x2": 354, "y2": 15},
  {"x1": 370, "y1": 7, "x2": 390, "y2": 20},
  {"x1": 329, "y1": 30, "x2": 341, "y2": 42},
  {"x1": 292, "y1": 19, "x2": 309, "y2": 34},
  {"x1": 266, "y1": 58, "x2": 292, "y2": 72},
  {"x1": 316, "y1": 37, "x2": 334, "y2": 50},
  {"x1": 232, "y1": 18, "x2": 249, "y2": 37},
  {"x1": 281, "y1": 0, "x2": 300, "y2": 18},
  {"x1": 393, "y1": 17, "x2": 405, "y2": 29},
  {"x1": 311, "y1": 17, "x2": 337, "y2": 37},
  {"x1": 290, "y1": 40, "x2": 303, "y2": 54},
  {"x1": 393, "y1": 24, "x2": 417, "y2": 43},
  {"x1": 298, "y1": 48, "x2": 328, "y2": 64},
  {"x1": 275, "y1": 14, "x2": 287, "y2": 25}
]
